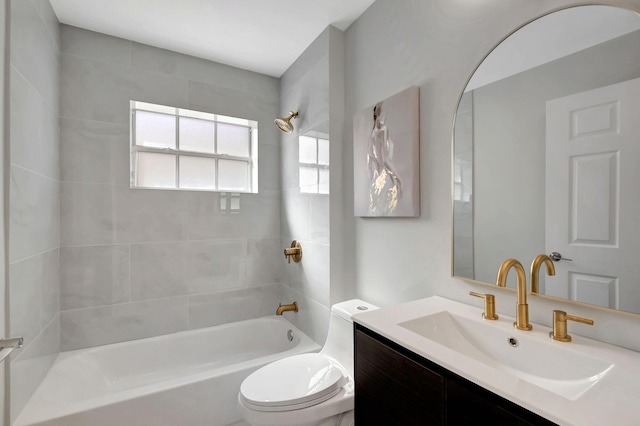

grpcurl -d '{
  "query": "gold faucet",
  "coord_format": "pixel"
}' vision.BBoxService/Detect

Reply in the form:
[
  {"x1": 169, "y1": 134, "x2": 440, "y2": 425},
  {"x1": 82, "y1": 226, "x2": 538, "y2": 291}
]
[
  {"x1": 549, "y1": 310, "x2": 593, "y2": 342},
  {"x1": 530, "y1": 254, "x2": 555, "y2": 293},
  {"x1": 276, "y1": 301, "x2": 298, "y2": 315},
  {"x1": 496, "y1": 259, "x2": 532, "y2": 330}
]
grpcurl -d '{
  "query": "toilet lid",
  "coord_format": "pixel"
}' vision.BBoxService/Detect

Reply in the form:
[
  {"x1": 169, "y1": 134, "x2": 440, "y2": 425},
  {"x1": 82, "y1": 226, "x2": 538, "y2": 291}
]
[{"x1": 240, "y1": 353, "x2": 347, "y2": 411}]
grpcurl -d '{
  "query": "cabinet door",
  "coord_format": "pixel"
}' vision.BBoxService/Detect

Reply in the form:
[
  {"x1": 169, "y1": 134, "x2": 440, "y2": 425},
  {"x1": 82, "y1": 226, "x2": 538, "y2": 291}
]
[
  {"x1": 447, "y1": 376, "x2": 556, "y2": 426},
  {"x1": 355, "y1": 328, "x2": 444, "y2": 425}
]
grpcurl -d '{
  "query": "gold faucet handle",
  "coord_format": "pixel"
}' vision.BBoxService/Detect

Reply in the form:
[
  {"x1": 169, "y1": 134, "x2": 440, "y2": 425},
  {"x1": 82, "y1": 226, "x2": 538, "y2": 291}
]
[
  {"x1": 549, "y1": 310, "x2": 594, "y2": 342},
  {"x1": 284, "y1": 241, "x2": 302, "y2": 264},
  {"x1": 469, "y1": 292, "x2": 499, "y2": 320}
]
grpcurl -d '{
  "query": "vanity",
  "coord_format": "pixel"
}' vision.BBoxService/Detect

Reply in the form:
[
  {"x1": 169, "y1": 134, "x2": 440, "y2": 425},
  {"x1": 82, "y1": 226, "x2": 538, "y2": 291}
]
[
  {"x1": 354, "y1": 323, "x2": 554, "y2": 425},
  {"x1": 353, "y1": 296, "x2": 640, "y2": 425}
]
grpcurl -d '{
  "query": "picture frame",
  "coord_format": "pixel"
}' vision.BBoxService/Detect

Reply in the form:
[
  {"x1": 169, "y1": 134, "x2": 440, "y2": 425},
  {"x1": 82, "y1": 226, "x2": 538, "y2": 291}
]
[{"x1": 353, "y1": 86, "x2": 420, "y2": 217}]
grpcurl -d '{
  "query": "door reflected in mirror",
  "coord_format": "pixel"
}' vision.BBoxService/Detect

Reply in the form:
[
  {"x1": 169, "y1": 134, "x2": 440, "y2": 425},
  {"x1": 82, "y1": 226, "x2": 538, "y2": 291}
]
[{"x1": 452, "y1": 5, "x2": 640, "y2": 315}]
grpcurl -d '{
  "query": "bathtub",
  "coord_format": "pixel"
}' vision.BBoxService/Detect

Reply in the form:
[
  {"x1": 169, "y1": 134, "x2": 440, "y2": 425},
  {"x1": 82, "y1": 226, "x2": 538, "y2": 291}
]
[{"x1": 14, "y1": 316, "x2": 320, "y2": 426}]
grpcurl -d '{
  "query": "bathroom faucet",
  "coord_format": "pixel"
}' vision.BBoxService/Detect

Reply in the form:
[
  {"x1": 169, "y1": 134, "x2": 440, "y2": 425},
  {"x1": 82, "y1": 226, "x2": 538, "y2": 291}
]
[
  {"x1": 496, "y1": 259, "x2": 532, "y2": 330},
  {"x1": 530, "y1": 254, "x2": 555, "y2": 293}
]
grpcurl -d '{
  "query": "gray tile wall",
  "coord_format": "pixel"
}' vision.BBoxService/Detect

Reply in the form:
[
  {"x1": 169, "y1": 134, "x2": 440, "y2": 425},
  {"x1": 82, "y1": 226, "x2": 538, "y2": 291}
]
[
  {"x1": 58, "y1": 25, "x2": 284, "y2": 351},
  {"x1": 279, "y1": 27, "x2": 344, "y2": 345},
  {"x1": 8, "y1": 0, "x2": 61, "y2": 421}
]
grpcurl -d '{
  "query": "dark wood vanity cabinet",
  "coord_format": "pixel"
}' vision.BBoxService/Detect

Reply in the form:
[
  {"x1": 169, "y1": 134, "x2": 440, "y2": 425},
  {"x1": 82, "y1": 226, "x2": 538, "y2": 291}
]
[{"x1": 354, "y1": 324, "x2": 557, "y2": 426}]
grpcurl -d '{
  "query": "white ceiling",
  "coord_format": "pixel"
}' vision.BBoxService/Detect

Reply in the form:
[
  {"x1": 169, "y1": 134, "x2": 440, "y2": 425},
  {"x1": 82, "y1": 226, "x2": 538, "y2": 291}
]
[{"x1": 49, "y1": 0, "x2": 376, "y2": 77}]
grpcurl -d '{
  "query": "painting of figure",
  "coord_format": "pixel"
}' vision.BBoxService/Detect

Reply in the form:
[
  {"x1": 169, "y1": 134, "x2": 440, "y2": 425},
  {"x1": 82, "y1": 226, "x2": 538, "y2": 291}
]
[{"x1": 353, "y1": 86, "x2": 420, "y2": 217}]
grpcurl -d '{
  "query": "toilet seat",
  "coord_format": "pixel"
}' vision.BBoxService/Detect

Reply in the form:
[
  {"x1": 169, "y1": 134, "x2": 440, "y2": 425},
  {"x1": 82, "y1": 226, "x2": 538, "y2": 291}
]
[{"x1": 239, "y1": 353, "x2": 348, "y2": 412}]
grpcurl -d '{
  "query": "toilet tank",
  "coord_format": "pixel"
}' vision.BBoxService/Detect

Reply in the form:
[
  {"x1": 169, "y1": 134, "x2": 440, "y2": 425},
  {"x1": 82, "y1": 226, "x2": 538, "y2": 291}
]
[{"x1": 319, "y1": 299, "x2": 379, "y2": 375}]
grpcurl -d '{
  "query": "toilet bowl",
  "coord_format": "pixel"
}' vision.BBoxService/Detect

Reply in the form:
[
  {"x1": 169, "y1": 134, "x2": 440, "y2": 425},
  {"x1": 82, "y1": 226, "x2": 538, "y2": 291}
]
[{"x1": 237, "y1": 299, "x2": 378, "y2": 426}]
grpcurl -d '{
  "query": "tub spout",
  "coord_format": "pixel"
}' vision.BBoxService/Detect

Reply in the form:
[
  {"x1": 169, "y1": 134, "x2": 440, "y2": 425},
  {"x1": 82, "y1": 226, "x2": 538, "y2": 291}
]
[{"x1": 276, "y1": 302, "x2": 298, "y2": 315}]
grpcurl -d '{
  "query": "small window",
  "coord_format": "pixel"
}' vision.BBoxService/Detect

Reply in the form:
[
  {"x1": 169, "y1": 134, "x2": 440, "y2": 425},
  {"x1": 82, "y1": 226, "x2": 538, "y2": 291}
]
[
  {"x1": 130, "y1": 101, "x2": 258, "y2": 193},
  {"x1": 298, "y1": 132, "x2": 329, "y2": 194}
]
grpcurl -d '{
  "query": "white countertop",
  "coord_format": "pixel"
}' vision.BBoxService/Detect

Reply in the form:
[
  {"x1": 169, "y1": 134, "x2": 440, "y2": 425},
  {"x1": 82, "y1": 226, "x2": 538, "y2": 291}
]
[{"x1": 353, "y1": 296, "x2": 640, "y2": 426}]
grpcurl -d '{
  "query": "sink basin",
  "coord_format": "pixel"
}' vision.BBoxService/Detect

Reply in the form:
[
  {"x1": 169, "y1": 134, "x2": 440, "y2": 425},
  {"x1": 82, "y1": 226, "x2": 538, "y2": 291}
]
[{"x1": 399, "y1": 311, "x2": 613, "y2": 400}]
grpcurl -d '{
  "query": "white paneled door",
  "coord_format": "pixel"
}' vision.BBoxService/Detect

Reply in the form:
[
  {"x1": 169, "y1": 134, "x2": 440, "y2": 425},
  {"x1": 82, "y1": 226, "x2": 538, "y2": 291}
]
[{"x1": 545, "y1": 77, "x2": 640, "y2": 311}]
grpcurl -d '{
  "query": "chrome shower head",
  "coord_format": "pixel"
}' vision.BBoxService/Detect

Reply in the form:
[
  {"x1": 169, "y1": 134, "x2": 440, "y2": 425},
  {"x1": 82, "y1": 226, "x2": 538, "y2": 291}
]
[{"x1": 274, "y1": 111, "x2": 298, "y2": 134}]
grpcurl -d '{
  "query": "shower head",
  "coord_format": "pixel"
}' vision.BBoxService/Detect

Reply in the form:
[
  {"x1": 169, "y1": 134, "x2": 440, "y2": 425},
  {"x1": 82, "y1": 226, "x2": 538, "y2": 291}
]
[{"x1": 274, "y1": 111, "x2": 298, "y2": 134}]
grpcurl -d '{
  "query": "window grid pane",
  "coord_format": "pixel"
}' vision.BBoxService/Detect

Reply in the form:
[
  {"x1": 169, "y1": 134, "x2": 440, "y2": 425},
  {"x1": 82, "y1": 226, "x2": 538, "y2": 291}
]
[
  {"x1": 218, "y1": 159, "x2": 250, "y2": 192},
  {"x1": 136, "y1": 152, "x2": 177, "y2": 188},
  {"x1": 299, "y1": 135, "x2": 317, "y2": 164},
  {"x1": 180, "y1": 116, "x2": 215, "y2": 154},
  {"x1": 299, "y1": 166, "x2": 319, "y2": 193},
  {"x1": 179, "y1": 156, "x2": 216, "y2": 190},
  {"x1": 218, "y1": 123, "x2": 251, "y2": 157},
  {"x1": 319, "y1": 169, "x2": 330, "y2": 194},
  {"x1": 135, "y1": 111, "x2": 176, "y2": 149},
  {"x1": 318, "y1": 138, "x2": 330, "y2": 166}
]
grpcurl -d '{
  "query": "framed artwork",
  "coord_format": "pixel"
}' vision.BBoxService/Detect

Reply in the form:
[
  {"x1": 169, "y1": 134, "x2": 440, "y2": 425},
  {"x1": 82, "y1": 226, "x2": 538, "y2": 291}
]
[{"x1": 353, "y1": 86, "x2": 420, "y2": 217}]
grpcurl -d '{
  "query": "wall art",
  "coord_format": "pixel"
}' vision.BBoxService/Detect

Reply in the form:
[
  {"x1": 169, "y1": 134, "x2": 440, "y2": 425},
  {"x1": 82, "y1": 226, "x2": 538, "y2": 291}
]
[{"x1": 353, "y1": 86, "x2": 420, "y2": 217}]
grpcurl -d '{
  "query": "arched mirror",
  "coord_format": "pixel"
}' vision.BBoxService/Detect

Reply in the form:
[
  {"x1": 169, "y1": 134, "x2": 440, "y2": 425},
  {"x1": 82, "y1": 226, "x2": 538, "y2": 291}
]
[{"x1": 452, "y1": 5, "x2": 640, "y2": 315}]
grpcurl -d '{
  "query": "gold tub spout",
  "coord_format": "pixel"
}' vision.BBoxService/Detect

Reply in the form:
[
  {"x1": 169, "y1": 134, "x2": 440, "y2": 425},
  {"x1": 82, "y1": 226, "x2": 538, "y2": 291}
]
[
  {"x1": 276, "y1": 302, "x2": 298, "y2": 315},
  {"x1": 496, "y1": 258, "x2": 532, "y2": 330},
  {"x1": 530, "y1": 254, "x2": 556, "y2": 294}
]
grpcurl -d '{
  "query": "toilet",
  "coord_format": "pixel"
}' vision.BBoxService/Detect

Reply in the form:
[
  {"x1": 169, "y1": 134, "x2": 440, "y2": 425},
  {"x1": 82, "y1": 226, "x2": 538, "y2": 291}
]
[{"x1": 237, "y1": 299, "x2": 378, "y2": 426}]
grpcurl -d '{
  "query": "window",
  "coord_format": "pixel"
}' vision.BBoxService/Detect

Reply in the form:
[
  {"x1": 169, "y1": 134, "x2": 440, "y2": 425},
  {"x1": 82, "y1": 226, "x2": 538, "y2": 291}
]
[
  {"x1": 130, "y1": 101, "x2": 258, "y2": 193},
  {"x1": 298, "y1": 132, "x2": 329, "y2": 194}
]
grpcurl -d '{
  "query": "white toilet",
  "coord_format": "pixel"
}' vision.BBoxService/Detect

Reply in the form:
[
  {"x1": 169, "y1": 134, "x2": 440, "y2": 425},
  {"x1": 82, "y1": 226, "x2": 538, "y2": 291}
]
[{"x1": 237, "y1": 299, "x2": 378, "y2": 426}]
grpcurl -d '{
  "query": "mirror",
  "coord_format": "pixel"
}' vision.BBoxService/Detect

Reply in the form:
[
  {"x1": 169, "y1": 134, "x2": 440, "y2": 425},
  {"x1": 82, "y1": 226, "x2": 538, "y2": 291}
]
[{"x1": 452, "y1": 5, "x2": 640, "y2": 315}]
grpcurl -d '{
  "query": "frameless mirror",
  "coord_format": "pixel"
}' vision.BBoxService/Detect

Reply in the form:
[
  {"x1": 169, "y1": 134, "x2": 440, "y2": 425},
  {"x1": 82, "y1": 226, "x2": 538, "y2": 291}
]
[{"x1": 452, "y1": 5, "x2": 640, "y2": 315}]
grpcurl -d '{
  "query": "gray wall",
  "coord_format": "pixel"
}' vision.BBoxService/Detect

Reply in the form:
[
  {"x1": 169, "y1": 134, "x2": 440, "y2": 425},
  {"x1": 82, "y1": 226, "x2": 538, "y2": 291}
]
[
  {"x1": 8, "y1": 0, "x2": 61, "y2": 421},
  {"x1": 279, "y1": 26, "x2": 345, "y2": 344},
  {"x1": 58, "y1": 25, "x2": 283, "y2": 351},
  {"x1": 472, "y1": 29, "x2": 640, "y2": 286},
  {"x1": 344, "y1": 0, "x2": 640, "y2": 352}
]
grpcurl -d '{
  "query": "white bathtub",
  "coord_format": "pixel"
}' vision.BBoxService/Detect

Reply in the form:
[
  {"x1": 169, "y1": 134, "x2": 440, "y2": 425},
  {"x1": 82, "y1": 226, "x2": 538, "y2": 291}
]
[{"x1": 14, "y1": 316, "x2": 320, "y2": 426}]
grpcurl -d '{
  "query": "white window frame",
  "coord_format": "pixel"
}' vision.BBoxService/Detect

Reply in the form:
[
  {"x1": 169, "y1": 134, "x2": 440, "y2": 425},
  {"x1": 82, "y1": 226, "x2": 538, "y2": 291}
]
[{"x1": 130, "y1": 100, "x2": 258, "y2": 193}]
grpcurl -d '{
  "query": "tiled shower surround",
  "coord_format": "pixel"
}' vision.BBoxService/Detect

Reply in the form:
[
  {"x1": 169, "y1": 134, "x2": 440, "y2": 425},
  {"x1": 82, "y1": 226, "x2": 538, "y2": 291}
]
[
  {"x1": 58, "y1": 25, "x2": 285, "y2": 350},
  {"x1": 8, "y1": 8, "x2": 340, "y2": 419}
]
